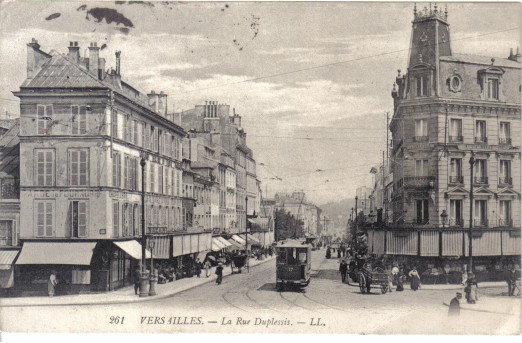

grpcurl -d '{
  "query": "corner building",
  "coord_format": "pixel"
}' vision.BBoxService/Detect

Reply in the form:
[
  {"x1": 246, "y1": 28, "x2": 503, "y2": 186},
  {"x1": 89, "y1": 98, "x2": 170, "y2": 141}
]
[
  {"x1": 12, "y1": 40, "x2": 210, "y2": 294},
  {"x1": 367, "y1": 6, "x2": 521, "y2": 277}
]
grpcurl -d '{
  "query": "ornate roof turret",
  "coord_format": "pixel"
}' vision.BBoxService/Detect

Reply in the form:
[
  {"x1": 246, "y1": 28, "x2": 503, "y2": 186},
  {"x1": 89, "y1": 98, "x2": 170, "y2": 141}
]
[{"x1": 413, "y1": 2, "x2": 448, "y2": 23}]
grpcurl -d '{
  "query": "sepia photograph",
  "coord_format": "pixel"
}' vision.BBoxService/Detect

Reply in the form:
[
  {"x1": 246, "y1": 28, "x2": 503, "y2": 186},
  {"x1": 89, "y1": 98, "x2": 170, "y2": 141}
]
[{"x1": 0, "y1": 0, "x2": 520, "y2": 336}]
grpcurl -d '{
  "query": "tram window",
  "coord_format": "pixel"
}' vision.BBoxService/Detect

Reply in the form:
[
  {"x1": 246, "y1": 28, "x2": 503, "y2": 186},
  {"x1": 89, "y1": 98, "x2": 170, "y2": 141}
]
[
  {"x1": 287, "y1": 249, "x2": 297, "y2": 265},
  {"x1": 298, "y1": 249, "x2": 307, "y2": 263},
  {"x1": 277, "y1": 250, "x2": 287, "y2": 264}
]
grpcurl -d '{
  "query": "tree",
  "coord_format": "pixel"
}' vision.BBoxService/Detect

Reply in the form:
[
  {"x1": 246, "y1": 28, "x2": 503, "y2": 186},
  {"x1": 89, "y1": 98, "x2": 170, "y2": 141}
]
[{"x1": 275, "y1": 209, "x2": 305, "y2": 240}]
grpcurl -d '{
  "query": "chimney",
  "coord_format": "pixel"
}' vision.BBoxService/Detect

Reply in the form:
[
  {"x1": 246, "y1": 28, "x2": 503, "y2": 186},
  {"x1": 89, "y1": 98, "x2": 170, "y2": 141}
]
[
  {"x1": 115, "y1": 50, "x2": 121, "y2": 75},
  {"x1": 204, "y1": 100, "x2": 208, "y2": 117},
  {"x1": 508, "y1": 47, "x2": 521, "y2": 62},
  {"x1": 26, "y1": 38, "x2": 50, "y2": 80},
  {"x1": 68, "y1": 41, "x2": 80, "y2": 63},
  {"x1": 88, "y1": 42, "x2": 100, "y2": 77},
  {"x1": 147, "y1": 90, "x2": 160, "y2": 113},
  {"x1": 158, "y1": 91, "x2": 168, "y2": 116},
  {"x1": 98, "y1": 58, "x2": 106, "y2": 80}
]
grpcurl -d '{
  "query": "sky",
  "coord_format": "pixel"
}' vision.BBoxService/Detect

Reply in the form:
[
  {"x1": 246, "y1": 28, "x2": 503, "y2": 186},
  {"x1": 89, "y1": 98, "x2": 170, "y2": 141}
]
[{"x1": 0, "y1": 1, "x2": 521, "y2": 205}]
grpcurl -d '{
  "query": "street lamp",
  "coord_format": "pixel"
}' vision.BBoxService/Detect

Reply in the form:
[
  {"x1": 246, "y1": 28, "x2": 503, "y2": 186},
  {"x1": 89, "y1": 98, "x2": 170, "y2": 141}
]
[
  {"x1": 148, "y1": 239, "x2": 156, "y2": 296},
  {"x1": 469, "y1": 152, "x2": 475, "y2": 272},
  {"x1": 440, "y1": 209, "x2": 448, "y2": 257},
  {"x1": 139, "y1": 157, "x2": 149, "y2": 297}
]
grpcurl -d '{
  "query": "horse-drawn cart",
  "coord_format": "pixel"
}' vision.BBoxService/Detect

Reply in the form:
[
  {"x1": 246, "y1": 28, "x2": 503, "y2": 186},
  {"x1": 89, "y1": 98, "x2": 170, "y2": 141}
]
[
  {"x1": 230, "y1": 254, "x2": 248, "y2": 274},
  {"x1": 348, "y1": 259, "x2": 390, "y2": 294}
]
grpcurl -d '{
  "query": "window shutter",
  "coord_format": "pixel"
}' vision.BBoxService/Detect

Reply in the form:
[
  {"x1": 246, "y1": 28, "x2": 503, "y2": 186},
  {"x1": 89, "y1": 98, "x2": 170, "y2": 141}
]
[
  {"x1": 37, "y1": 202, "x2": 45, "y2": 236},
  {"x1": 45, "y1": 151, "x2": 53, "y2": 186},
  {"x1": 45, "y1": 202, "x2": 53, "y2": 237},
  {"x1": 80, "y1": 150, "x2": 88, "y2": 185},
  {"x1": 79, "y1": 106, "x2": 87, "y2": 134},
  {"x1": 78, "y1": 201, "x2": 87, "y2": 237}
]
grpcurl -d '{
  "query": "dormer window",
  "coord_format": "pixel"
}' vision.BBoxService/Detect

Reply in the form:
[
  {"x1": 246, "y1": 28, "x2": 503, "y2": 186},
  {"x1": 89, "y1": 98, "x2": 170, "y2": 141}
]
[
  {"x1": 415, "y1": 75, "x2": 428, "y2": 97},
  {"x1": 478, "y1": 67, "x2": 504, "y2": 101}
]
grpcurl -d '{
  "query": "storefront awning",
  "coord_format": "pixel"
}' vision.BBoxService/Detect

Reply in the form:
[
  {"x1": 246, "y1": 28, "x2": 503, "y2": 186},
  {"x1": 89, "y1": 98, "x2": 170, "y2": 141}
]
[
  {"x1": 241, "y1": 234, "x2": 261, "y2": 244},
  {"x1": 215, "y1": 237, "x2": 232, "y2": 248},
  {"x1": 0, "y1": 250, "x2": 20, "y2": 270},
  {"x1": 248, "y1": 219, "x2": 256, "y2": 224},
  {"x1": 227, "y1": 238, "x2": 243, "y2": 250},
  {"x1": 231, "y1": 234, "x2": 247, "y2": 245},
  {"x1": 211, "y1": 238, "x2": 226, "y2": 252},
  {"x1": 114, "y1": 240, "x2": 152, "y2": 260},
  {"x1": 148, "y1": 236, "x2": 170, "y2": 259},
  {"x1": 16, "y1": 242, "x2": 96, "y2": 265}
]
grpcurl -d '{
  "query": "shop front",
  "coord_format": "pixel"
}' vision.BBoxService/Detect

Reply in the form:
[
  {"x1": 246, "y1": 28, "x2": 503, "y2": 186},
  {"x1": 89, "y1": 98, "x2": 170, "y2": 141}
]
[{"x1": 0, "y1": 249, "x2": 20, "y2": 295}]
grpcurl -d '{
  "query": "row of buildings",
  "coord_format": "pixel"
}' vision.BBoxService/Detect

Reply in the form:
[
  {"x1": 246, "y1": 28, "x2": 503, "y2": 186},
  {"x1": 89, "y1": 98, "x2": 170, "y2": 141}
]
[
  {"x1": 0, "y1": 40, "x2": 273, "y2": 295},
  {"x1": 356, "y1": 5, "x2": 521, "y2": 276}
]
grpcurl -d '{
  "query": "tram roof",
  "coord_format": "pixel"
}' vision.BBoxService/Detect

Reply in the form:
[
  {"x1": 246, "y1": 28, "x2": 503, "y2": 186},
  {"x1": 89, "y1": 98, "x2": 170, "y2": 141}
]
[{"x1": 275, "y1": 239, "x2": 311, "y2": 248}]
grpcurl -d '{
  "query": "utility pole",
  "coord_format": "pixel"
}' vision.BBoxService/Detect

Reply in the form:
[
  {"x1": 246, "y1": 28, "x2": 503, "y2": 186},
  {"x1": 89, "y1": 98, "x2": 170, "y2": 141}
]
[{"x1": 139, "y1": 157, "x2": 148, "y2": 298}]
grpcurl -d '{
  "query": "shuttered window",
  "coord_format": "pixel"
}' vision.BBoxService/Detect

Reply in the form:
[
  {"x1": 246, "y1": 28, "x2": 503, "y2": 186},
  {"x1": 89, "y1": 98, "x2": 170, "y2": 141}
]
[
  {"x1": 112, "y1": 152, "x2": 121, "y2": 188},
  {"x1": 69, "y1": 149, "x2": 89, "y2": 186},
  {"x1": 35, "y1": 200, "x2": 54, "y2": 237},
  {"x1": 158, "y1": 165, "x2": 164, "y2": 194},
  {"x1": 71, "y1": 200, "x2": 88, "y2": 237},
  {"x1": 35, "y1": 149, "x2": 55, "y2": 186},
  {"x1": 37, "y1": 104, "x2": 53, "y2": 135},
  {"x1": 113, "y1": 201, "x2": 119, "y2": 237},
  {"x1": 71, "y1": 105, "x2": 87, "y2": 135}
]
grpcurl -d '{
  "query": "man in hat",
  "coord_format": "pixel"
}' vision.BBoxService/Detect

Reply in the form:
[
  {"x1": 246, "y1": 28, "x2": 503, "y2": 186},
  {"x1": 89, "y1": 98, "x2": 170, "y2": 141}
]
[
  {"x1": 448, "y1": 292, "x2": 462, "y2": 316},
  {"x1": 215, "y1": 262, "x2": 224, "y2": 285},
  {"x1": 339, "y1": 259, "x2": 348, "y2": 283}
]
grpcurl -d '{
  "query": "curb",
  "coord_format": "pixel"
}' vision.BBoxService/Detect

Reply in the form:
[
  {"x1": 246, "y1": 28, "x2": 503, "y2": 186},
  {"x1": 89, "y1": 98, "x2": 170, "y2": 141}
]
[{"x1": 0, "y1": 257, "x2": 276, "y2": 308}]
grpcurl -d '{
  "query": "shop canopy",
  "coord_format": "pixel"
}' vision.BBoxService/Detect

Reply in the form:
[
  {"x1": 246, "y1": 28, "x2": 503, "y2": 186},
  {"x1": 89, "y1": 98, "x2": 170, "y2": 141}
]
[
  {"x1": 215, "y1": 237, "x2": 232, "y2": 248},
  {"x1": 231, "y1": 234, "x2": 247, "y2": 245},
  {"x1": 211, "y1": 238, "x2": 226, "y2": 252},
  {"x1": 114, "y1": 240, "x2": 152, "y2": 260},
  {"x1": 227, "y1": 239, "x2": 243, "y2": 250},
  {"x1": 0, "y1": 250, "x2": 20, "y2": 270},
  {"x1": 16, "y1": 242, "x2": 96, "y2": 265},
  {"x1": 241, "y1": 234, "x2": 261, "y2": 244}
]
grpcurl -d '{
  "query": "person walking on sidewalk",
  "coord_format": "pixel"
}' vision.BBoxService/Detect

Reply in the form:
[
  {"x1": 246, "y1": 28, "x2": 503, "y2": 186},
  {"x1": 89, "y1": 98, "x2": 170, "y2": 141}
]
[
  {"x1": 48, "y1": 271, "x2": 58, "y2": 297},
  {"x1": 195, "y1": 259, "x2": 202, "y2": 278},
  {"x1": 204, "y1": 260, "x2": 212, "y2": 278},
  {"x1": 216, "y1": 262, "x2": 224, "y2": 285},
  {"x1": 133, "y1": 268, "x2": 141, "y2": 295},
  {"x1": 506, "y1": 266, "x2": 517, "y2": 296},
  {"x1": 448, "y1": 292, "x2": 462, "y2": 317},
  {"x1": 339, "y1": 259, "x2": 348, "y2": 283},
  {"x1": 409, "y1": 267, "x2": 421, "y2": 291},
  {"x1": 464, "y1": 272, "x2": 478, "y2": 304}
]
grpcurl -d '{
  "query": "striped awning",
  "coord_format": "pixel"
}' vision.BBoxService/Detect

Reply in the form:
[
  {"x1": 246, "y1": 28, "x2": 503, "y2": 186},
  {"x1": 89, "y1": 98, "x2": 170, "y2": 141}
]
[
  {"x1": 240, "y1": 234, "x2": 260, "y2": 244},
  {"x1": 442, "y1": 231, "x2": 463, "y2": 257},
  {"x1": 464, "y1": 231, "x2": 502, "y2": 256},
  {"x1": 148, "y1": 236, "x2": 170, "y2": 259},
  {"x1": 373, "y1": 231, "x2": 385, "y2": 255},
  {"x1": 215, "y1": 237, "x2": 232, "y2": 248},
  {"x1": 231, "y1": 235, "x2": 247, "y2": 245},
  {"x1": 17, "y1": 242, "x2": 97, "y2": 265},
  {"x1": 114, "y1": 240, "x2": 152, "y2": 260},
  {"x1": 211, "y1": 238, "x2": 226, "y2": 252},
  {"x1": 420, "y1": 231, "x2": 439, "y2": 256},
  {"x1": 0, "y1": 250, "x2": 19, "y2": 270},
  {"x1": 502, "y1": 231, "x2": 520, "y2": 255},
  {"x1": 227, "y1": 238, "x2": 243, "y2": 250},
  {"x1": 386, "y1": 231, "x2": 417, "y2": 255}
]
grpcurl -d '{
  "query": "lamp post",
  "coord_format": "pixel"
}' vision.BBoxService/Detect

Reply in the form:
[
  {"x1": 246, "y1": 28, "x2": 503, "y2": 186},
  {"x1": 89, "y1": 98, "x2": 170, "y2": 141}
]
[
  {"x1": 148, "y1": 239, "x2": 156, "y2": 296},
  {"x1": 440, "y1": 209, "x2": 448, "y2": 257},
  {"x1": 245, "y1": 196, "x2": 249, "y2": 273},
  {"x1": 139, "y1": 157, "x2": 149, "y2": 297},
  {"x1": 469, "y1": 153, "x2": 475, "y2": 272}
]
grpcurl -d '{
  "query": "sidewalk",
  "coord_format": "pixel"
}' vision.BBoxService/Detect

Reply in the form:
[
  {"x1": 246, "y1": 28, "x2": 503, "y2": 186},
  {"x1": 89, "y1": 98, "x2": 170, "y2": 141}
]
[
  {"x1": 0, "y1": 256, "x2": 275, "y2": 307},
  {"x1": 420, "y1": 281, "x2": 506, "y2": 290},
  {"x1": 443, "y1": 295, "x2": 520, "y2": 315}
]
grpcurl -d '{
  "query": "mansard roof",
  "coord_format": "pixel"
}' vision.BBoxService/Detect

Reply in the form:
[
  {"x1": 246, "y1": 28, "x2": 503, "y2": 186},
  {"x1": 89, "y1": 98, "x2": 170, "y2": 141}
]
[{"x1": 440, "y1": 53, "x2": 521, "y2": 69}]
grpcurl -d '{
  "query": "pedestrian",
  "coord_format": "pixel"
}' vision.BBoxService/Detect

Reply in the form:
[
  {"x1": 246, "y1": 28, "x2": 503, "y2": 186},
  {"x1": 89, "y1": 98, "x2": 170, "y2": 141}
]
[
  {"x1": 339, "y1": 259, "x2": 348, "y2": 283},
  {"x1": 464, "y1": 272, "x2": 478, "y2": 304},
  {"x1": 133, "y1": 267, "x2": 141, "y2": 295},
  {"x1": 204, "y1": 259, "x2": 212, "y2": 278},
  {"x1": 48, "y1": 270, "x2": 58, "y2": 297},
  {"x1": 325, "y1": 246, "x2": 331, "y2": 259},
  {"x1": 444, "y1": 264, "x2": 451, "y2": 284},
  {"x1": 215, "y1": 262, "x2": 224, "y2": 285},
  {"x1": 409, "y1": 267, "x2": 421, "y2": 291},
  {"x1": 337, "y1": 248, "x2": 341, "y2": 259},
  {"x1": 448, "y1": 292, "x2": 462, "y2": 317},
  {"x1": 461, "y1": 264, "x2": 468, "y2": 285},
  {"x1": 195, "y1": 258, "x2": 202, "y2": 278},
  {"x1": 506, "y1": 266, "x2": 517, "y2": 296}
]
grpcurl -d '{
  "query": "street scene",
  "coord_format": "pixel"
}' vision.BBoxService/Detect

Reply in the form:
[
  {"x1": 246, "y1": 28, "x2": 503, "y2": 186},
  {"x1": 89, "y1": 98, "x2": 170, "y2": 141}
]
[{"x1": 0, "y1": 1, "x2": 521, "y2": 336}]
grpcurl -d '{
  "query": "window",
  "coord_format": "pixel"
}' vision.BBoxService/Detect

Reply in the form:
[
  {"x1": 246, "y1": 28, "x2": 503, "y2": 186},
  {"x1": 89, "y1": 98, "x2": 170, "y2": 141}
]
[
  {"x1": 450, "y1": 158, "x2": 463, "y2": 184},
  {"x1": 499, "y1": 160, "x2": 512, "y2": 185},
  {"x1": 71, "y1": 200, "x2": 88, "y2": 238},
  {"x1": 142, "y1": 122, "x2": 148, "y2": 149},
  {"x1": 72, "y1": 270, "x2": 91, "y2": 285},
  {"x1": 158, "y1": 130, "x2": 163, "y2": 155},
  {"x1": 158, "y1": 165, "x2": 164, "y2": 194},
  {"x1": 35, "y1": 149, "x2": 55, "y2": 186},
  {"x1": 37, "y1": 104, "x2": 53, "y2": 135},
  {"x1": 414, "y1": 119, "x2": 428, "y2": 141},
  {"x1": 112, "y1": 152, "x2": 121, "y2": 188},
  {"x1": 133, "y1": 120, "x2": 138, "y2": 145},
  {"x1": 35, "y1": 200, "x2": 54, "y2": 237},
  {"x1": 449, "y1": 75, "x2": 462, "y2": 93},
  {"x1": 449, "y1": 119, "x2": 463, "y2": 142},
  {"x1": 113, "y1": 201, "x2": 119, "y2": 237},
  {"x1": 450, "y1": 200, "x2": 463, "y2": 226},
  {"x1": 150, "y1": 126, "x2": 156, "y2": 151},
  {"x1": 150, "y1": 164, "x2": 155, "y2": 193},
  {"x1": 415, "y1": 159, "x2": 429, "y2": 177},
  {"x1": 133, "y1": 204, "x2": 139, "y2": 236},
  {"x1": 474, "y1": 200, "x2": 488, "y2": 226},
  {"x1": 499, "y1": 200, "x2": 512, "y2": 226},
  {"x1": 0, "y1": 220, "x2": 14, "y2": 246},
  {"x1": 415, "y1": 75, "x2": 428, "y2": 97},
  {"x1": 475, "y1": 120, "x2": 487, "y2": 143},
  {"x1": 487, "y1": 78, "x2": 499, "y2": 100},
  {"x1": 499, "y1": 122, "x2": 511, "y2": 144},
  {"x1": 416, "y1": 199, "x2": 429, "y2": 224},
  {"x1": 124, "y1": 115, "x2": 130, "y2": 142},
  {"x1": 474, "y1": 159, "x2": 487, "y2": 184},
  {"x1": 69, "y1": 149, "x2": 89, "y2": 186},
  {"x1": 112, "y1": 110, "x2": 118, "y2": 139},
  {"x1": 71, "y1": 105, "x2": 87, "y2": 135}
]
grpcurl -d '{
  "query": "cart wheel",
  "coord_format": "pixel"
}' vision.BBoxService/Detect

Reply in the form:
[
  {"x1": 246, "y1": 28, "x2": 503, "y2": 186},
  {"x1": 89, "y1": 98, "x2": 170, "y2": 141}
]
[
  {"x1": 359, "y1": 273, "x2": 366, "y2": 294},
  {"x1": 381, "y1": 284, "x2": 388, "y2": 294}
]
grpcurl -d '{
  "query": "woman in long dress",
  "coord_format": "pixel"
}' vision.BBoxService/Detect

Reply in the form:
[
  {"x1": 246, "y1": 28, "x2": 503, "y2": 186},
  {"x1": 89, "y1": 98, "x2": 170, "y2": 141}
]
[
  {"x1": 48, "y1": 271, "x2": 57, "y2": 297},
  {"x1": 409, "y1": 267, "x2": 421, "y2": 291},
  {"x1": 465, "y1": 273, "x2": 479, "y2": 304}
]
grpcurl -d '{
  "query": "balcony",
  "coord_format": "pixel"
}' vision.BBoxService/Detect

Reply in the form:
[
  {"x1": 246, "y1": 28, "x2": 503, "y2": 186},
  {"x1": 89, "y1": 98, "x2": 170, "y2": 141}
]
[
  {"x1": 499, "y1": 138, "x2": 512, "y2": 145},
  {"x1": 449, "y1": 136, "x2": 463, "y2": 143},
  {"x1": 499, "y1": 218, "x2": 513, "y2": 227},
  {"x1": 0, "y1": 178, "x2": 19, "y2": 200},
  {"x1": 474, "y1": 176, "x2": 488, "y2": 185},
  {"x1": 402, "y1": 176, "x2": 436, "y2": 189},
  {"x1": 473, "y1": 218, "x2": 488, "y2": 227},
  {"x1": 499, "y1": 177, "x2": 512, "y2": 186},
  {"x1": 474, "y1": 136, "x2": 488, "y2": 144},
  {"x1": 416, "y1": 218, "x2": 430, "y2": 225},
  {"x1": 449, "y1": 176, "x2": 464, "y2": 184},
  {"x1": 413, "y1": 136, "x2": 429, "y2": 142},
  {"x1": 448, "y1": 218, "x2": 464, "y2": 227}
]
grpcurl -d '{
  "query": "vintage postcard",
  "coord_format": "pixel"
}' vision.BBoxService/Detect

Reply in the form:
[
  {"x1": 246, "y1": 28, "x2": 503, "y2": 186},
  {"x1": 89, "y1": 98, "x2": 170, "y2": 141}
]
[{"x1": 0, "y1": 0, "x2": 520, "y2": 336}]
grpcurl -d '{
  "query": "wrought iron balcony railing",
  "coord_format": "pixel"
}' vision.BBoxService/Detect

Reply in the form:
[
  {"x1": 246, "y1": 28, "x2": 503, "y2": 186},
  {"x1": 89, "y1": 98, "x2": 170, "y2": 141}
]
[
  {"x1": 413, "y1": 136, "x2": 429, "y2": 142},
  {"x1": 474, "y1": 176, "x2": 488, "y2": 185},
  {"x1": 449, "y1": 136, "x2": 463, "y2": 143},
  {"x1": 499, "y1": 219, "x2": 513, "y2": 227},
  {"x1": 473, "y1": 218, "x2": 488, "y2": 227},
  {"x1": 402, "y1": 176, "x2": 436, "y2": 189},
  {"x1": 0, "y1": 178, "x2": 20, "y2": 200},
  {"x1": 474, "y1": 136, "x2": 488, "y2": 143},
  {"x1": 449, "y1": 176, "x2": 464, "y2": 184},
  {"x1": 499, "y1": 138, "x2": 512, "y2": 145},
  {"x1": 448, "y1": 218, "x2": 464, "y2": 227},
  {"x1": 499, "y1": 177, "x2": 512, "y2": 186}
]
